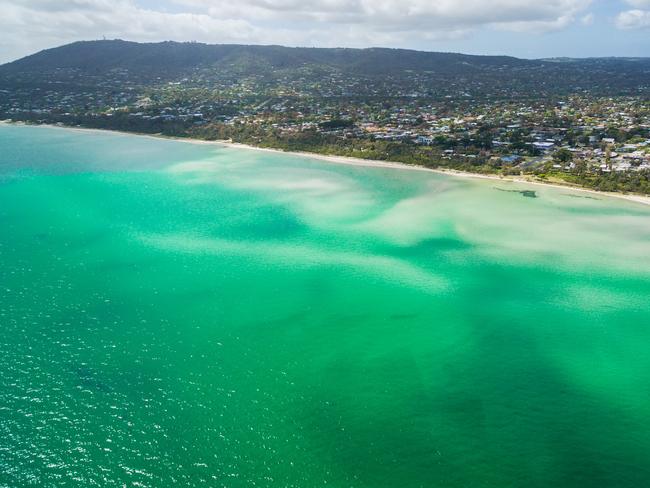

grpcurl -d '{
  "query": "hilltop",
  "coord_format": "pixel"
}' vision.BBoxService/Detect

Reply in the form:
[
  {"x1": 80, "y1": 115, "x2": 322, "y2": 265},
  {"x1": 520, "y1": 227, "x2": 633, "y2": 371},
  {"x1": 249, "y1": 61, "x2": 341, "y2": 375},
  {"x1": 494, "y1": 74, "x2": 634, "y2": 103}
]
[{"x1": 0, "y1": 40, "x2": 537, "y2": 77}]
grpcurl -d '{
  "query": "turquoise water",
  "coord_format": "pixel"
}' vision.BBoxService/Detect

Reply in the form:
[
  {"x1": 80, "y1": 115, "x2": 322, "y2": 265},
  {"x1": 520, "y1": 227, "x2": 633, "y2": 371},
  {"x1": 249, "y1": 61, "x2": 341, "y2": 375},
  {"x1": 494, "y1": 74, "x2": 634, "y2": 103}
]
[{"x1": 1, "y1": 125, "x2": 650, "y2": 487}]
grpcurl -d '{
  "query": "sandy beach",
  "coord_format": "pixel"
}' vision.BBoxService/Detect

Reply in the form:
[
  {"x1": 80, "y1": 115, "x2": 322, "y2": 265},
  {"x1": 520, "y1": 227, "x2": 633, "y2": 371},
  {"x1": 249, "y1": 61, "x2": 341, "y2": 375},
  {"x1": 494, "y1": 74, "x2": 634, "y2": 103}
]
[{"x1": 3, "y1": 120, "x2": 650, "y2": 207}]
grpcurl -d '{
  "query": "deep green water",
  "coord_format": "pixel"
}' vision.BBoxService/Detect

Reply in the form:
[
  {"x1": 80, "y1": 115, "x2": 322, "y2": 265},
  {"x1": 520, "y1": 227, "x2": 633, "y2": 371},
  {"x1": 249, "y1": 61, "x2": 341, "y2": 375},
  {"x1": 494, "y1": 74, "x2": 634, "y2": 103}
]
[{"x1": 1, "y1": 125, "x2": 650, "y2": 488}]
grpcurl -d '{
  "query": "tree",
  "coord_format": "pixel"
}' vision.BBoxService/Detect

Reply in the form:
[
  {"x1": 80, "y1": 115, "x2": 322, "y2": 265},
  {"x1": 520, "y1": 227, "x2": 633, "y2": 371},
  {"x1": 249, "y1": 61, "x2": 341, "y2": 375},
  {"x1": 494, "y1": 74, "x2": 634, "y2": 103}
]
[{"x1": 553, "y1": 148, "x2": 573, "y2": 163}]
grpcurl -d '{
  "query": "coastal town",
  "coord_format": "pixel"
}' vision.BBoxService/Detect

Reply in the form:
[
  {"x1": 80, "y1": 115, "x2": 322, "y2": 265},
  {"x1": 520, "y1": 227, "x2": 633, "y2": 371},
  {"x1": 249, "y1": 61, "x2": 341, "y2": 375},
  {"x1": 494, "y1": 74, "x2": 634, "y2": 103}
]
[{"x1": 1, "y1": 47, "x2": 649, "y2": 194}]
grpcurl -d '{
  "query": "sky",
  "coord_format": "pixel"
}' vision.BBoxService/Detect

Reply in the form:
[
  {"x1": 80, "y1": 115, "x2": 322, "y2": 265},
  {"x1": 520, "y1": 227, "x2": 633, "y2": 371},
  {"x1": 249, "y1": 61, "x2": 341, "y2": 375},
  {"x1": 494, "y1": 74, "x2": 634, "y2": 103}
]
[{"x1": 0, "y1": 0, "x2": 649, "y2": 64}]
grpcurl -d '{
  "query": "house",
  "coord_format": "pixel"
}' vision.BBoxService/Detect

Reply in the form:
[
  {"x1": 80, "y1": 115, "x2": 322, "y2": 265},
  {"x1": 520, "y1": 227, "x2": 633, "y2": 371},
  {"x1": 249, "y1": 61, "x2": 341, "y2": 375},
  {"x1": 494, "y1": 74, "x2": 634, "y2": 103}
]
[{"x1": 533, "y1": 141, "x2": 555, "y2": 151}]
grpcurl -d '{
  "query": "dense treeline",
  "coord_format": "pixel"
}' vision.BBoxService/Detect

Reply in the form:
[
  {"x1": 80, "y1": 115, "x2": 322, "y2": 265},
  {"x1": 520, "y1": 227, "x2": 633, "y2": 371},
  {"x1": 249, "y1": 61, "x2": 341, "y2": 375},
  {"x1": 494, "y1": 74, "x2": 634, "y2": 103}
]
[{"x1": 3, "y1": 112, "x2": 194, "y2": 137}]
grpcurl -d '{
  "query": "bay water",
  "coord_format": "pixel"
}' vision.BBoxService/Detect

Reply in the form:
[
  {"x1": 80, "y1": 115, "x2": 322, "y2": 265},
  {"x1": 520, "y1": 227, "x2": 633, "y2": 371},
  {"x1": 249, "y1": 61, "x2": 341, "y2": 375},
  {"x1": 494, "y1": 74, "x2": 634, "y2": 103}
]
[{"x1": 1, "y1": 125, "x2": 650, "y2": 487}]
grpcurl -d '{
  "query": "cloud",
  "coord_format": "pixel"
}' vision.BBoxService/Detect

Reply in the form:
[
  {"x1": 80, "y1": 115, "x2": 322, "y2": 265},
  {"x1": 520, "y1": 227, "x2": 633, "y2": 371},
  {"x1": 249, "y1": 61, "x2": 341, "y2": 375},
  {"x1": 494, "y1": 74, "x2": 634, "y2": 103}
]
[
  {"x1": 0, "y1": 0, "x2": 593, "y2": 63},
  {"x1": 616, "y1": 9, "x2": 650, "y2": 29},
  {"x1": 0, "y1": 0, "x2": 264, "y2": 63},
  {"x1": 180, "y1": 0, "x2": 592, "y2": 32}
]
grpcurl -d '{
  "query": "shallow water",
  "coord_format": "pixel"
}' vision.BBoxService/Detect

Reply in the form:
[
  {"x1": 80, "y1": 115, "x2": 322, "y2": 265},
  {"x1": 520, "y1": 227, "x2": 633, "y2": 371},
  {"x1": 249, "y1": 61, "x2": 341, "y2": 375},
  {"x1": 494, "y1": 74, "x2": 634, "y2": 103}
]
[{"x1": 1, "y1": 125, "x2": 650, "y2": 487}]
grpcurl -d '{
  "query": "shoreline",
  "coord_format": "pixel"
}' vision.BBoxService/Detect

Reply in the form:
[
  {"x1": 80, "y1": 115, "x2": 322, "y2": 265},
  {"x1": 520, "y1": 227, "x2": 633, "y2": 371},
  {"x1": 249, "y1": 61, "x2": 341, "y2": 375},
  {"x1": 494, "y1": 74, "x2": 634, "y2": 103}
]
[
  {"x1": 3, "y1": 120, "x2": 650, "y2": 207},
  {"x1": 217, "y1": 140, "x2": 650, "y2": 207}
]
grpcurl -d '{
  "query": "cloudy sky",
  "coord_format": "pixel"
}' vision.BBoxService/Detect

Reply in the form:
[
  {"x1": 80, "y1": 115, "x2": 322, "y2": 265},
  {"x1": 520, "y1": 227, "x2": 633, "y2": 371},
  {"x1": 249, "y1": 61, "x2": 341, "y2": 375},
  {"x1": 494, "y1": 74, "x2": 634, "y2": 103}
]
[{"x1": 1, "y1": 0, "x2": 649, "y2": 63}]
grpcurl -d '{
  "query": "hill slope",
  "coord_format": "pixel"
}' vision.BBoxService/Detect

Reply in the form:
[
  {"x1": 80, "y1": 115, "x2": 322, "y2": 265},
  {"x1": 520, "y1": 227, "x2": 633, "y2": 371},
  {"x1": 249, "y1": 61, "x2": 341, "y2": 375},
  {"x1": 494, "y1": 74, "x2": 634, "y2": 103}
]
[
  {"x1": 0, "y1": 40, "x2": 540, "y2": 78},
  {"x1": 0, "y1": 40, "x2": 648, "y2": 100}
]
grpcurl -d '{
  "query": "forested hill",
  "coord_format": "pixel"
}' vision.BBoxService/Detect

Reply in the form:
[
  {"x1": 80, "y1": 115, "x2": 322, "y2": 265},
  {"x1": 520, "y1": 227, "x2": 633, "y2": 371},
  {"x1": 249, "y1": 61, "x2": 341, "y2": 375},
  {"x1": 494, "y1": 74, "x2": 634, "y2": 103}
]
[
  {"x1": 0, "y1": 40, "x2": 538, "y2": 77},
  {"x1": 0, "y1": 40, "x2": 648, "y2": 95}
]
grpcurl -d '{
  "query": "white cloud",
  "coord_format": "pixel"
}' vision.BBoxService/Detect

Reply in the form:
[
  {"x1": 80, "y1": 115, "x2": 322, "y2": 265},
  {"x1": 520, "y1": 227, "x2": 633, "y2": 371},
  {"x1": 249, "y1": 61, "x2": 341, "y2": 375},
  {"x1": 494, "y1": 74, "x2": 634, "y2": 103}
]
[
  {"x1": 181, "y1": 0, "x2": 592, "y2": 32},
  {"x1": 616, "y1": 9, "x2": 650, "y2": 29},
  {"x1": 0, "y1": 0, "x2": 265, "y2": 63},
  {"x1": 0, "y1": 0, "x2": 593, "y2": 63}
]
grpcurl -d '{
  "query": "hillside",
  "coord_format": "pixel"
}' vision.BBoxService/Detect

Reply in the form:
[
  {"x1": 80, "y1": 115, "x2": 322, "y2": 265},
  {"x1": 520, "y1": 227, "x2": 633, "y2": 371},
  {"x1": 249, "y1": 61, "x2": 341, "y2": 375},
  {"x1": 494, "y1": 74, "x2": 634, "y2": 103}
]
[
  {"x1": 0, "y1": 40, "x2": 539, "y2": 78},
  {"x1": 1, "y1": 40, "x2": 648, "y2": 100}
]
